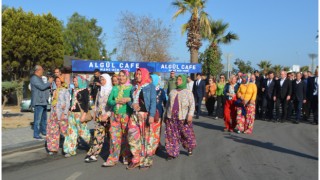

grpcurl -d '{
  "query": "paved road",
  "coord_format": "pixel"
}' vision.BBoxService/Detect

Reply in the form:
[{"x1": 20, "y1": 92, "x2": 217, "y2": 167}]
[{"x1": 3, "y1": 116, "x2": 318, "y2": 180}]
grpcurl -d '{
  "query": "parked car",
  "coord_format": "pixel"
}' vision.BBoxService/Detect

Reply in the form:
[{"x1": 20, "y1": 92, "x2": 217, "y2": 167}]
[{"x1": 20, "y1": 97, "x2": 52, "y2": 112}]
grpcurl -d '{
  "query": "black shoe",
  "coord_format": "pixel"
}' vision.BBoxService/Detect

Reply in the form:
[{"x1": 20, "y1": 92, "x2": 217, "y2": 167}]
[
  {"x1": 166, "y1": 155, "x2": 175, "y2": 161},
  {"x1": 280, "y1": 119, "x2": 285, "y2": 123},
  {"x1": 195, "y1": 116, "x2": 199, "y2": 119},
  {"x1": 293, "y1": 121, "x2": 299, "y2": 124}
]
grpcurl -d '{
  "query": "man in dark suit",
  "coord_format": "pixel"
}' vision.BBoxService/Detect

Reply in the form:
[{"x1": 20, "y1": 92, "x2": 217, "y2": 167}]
[
  {"x1": 292, "y1": 72, "x2": 306, "y2": 124},
  {"x1": 307, "y1": 68, "x2": 318, "y2": 125},
  {"x1": 274, "y1": 70, "x2": 292, "y2": 122},
  {"x1": 302, "y1": 71, "x2": 310, "y2": 121},
  {"x1": 193, "y1": 73, "x2": 206, "y2": 119},
  {"x1": 254, "y1": 70, "x2": 263, "y2": 119},
  {"x1": 261, "y1": 71, "x2": 276, "y2": 121}
]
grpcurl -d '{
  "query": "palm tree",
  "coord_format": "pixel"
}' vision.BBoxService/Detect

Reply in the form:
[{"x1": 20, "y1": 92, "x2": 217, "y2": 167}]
[
  {"x1": 300, "y1": 66, "x2": 309, "y2": 72},
  {"x1": 207, "y1": 19, "x2": 239, "y2": 50},
  {"x1": 172, "y1": 0, "x2": 211, "y2": 64},
  {"x1": 257, "y1": 60, "x2": 272, "y2": 73},
  {"x1": 201, "y1": 19, "x2": 238, "y2": 76},
  {"x1": 271, "y1": 65, "x2": 283, "y2": 77},
  {"x1": 283, "y1": 66, "x2": 290, "y2": 72}
]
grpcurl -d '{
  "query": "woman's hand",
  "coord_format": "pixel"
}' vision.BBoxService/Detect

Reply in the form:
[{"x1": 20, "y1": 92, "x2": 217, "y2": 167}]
[
  {"x1": 61, "y1": 114, "x2": 65, "y2": 120},
  {"x1": 61, "y1": 104, "x2": 66, "y2": 110},
  {"x1": 249, "y1": 100, "x2": 255, "y2": 105},
  {"x1": 80, "y1": 113, "x2": 86, "y2": 123},
  {"x1": 148, "y1": 116, "x2": 154, "y2": 124},
  {"x1": 187, "y1": 115, "x2": 193, "y2": 125},
  {"x1": 100, "y1": 114, "x2": 109, "y2": 122},
  {"x1": 132, "y1": 103, "x2": 140, "y2": 112}
]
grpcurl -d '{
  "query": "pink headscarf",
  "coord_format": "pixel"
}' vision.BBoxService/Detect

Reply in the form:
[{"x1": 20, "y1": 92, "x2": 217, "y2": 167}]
[
  {"x1": 119, "y1": 70, "x2": 131, "y2": 85},
  {"x1": 136, "y1": 68, "x2": 151, "y2": 86}
]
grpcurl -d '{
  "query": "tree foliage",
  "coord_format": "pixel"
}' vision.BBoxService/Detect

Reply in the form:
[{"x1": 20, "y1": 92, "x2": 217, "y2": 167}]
[
  {"x1": 257, "y1": 60, "x2": 272, "y2": 73},
  {"x1": 271, "y1": 65, "x2": 283, "y2": 76},
  {"x1": 117, "y1": 12, "x2": 173, "y2": 62},
  {"x1": 2, "y1": 7, "x2": 64, "y2": 80},
  {"x1": 199, "y1": 47, "x2": 223, "y2": 77},
  {"x1": 172, "y1": 0, "x2": 211, "y2": 64},
  {"x1": 63, "y1": 12, "x2": 106, "y2": 60},
  {"x1": 233, "y1": 58, "x2": 253, "y2": 73},
  {"x1": 300, "y1": 66, "x2": 309, "y2": 72}
]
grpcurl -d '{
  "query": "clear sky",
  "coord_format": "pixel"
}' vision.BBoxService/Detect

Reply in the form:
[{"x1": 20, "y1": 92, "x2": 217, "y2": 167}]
[{"x1": 2, "y1": 0, "x2": 318, "y2": 69}]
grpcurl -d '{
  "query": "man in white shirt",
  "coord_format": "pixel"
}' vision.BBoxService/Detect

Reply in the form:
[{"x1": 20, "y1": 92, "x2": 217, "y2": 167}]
[
  {"x1": 187, "y1": 76, "x2": 194, "y2": 91},
  {"x1": 237, "y1": 72, "x2": 243, "y2": 84}
]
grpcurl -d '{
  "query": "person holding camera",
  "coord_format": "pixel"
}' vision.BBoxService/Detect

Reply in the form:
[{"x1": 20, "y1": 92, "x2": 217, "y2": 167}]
[
  {"x1": 90, "y1": 69, "x2": 102, "y2": 103},
  {"x1": 30, "y1": 65, "x2": 54, "y2": 140}
]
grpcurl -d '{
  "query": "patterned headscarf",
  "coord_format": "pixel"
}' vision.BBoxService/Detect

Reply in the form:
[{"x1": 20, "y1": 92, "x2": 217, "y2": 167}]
[
  {"x1": 176, "y1": 74, "x2": 187, "y2": 90},
  {"x1": 241, "y1": 74, "x2": 249, "y2": 84},
  {"x1": 136, "y1": 68, "x2": 151, "y2": 86},
  {"x1": 150, "y1": 74, "x2": 160, "y2": 90},
  {"x1": 74, "y1": 75, "x2": 87, "y2": 89},
  {"x1": 119, "y1": 70, "x2": 131, "y2": 85}
]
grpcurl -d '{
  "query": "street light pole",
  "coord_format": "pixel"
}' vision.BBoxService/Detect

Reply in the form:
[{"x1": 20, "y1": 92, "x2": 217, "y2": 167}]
[
  {"x1": 308, "y1": 53, "x2": 318, "y2": 72},
  {"x1": 225, "y1": 53, "x2": 232, "y2": 80}
]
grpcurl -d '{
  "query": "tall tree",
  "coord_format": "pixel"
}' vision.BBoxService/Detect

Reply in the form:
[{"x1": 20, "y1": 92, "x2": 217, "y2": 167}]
[
  {"x1": 172, "y1": 0, "x2": 211, "y2": 64},
  {"x1": 257, "y1": 60, "x2": 272, "y2": 73},
  {"x1": 117, "y1": 12, "x2": 173, "y2": 62},
  {"x1": 283, "y1": 66, "x2": 291, "y2": 72},
  {"x1": 201, "y1": 19, "x2": 238, "y2": 76},
  {"x1": 271, "y1": 65, "x2": 283, "y2": 77},
  {"x1": 300, "y1": 66, "x2": 309, "y2": 72},
  {"x1": 2, "y1": 7, "x2": 64, "y2": 80},
  {"x1": 233, "y1": 58, "x2": 253, "y2": 73},
  {"x1": 63, "y1": 12, "x2": 106, "y2": 60}
]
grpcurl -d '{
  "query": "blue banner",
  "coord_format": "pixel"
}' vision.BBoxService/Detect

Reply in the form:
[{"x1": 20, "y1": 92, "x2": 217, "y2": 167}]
[{"x1": 71, "y1": 60, "x2": 202, "y2": 73}]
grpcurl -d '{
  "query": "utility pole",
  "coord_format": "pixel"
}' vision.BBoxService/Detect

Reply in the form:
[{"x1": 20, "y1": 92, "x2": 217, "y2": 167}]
[
  {"x1": 225, "y1": 53, "x2": 232, "y2": 80},
  {"x1": 309, "y1": 53, "x2": 318, "y2": 72}
]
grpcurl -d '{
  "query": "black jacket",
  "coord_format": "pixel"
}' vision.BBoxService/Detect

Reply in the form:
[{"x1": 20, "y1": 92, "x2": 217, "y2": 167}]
[
  {"x1": 193, "y1": 79, "x2": 206, "y2": 98},
  {"x1": 261, "y1": 78, "x2": 276, "y2": 99},
  {"x1": 292, "y1": 80, "x2": 306, "y2": 102},
  {"x1": 307, "y1": 76, "x2": 318, "y2": 100},
  {"x1": 274, "y1": 78, "x2": 292, "y2": 99}
]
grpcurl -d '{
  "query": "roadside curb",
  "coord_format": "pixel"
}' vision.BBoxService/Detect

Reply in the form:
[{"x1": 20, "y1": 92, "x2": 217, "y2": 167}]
[{"x1": 2, "y1": 140, "x2": 45, "y2": 156}]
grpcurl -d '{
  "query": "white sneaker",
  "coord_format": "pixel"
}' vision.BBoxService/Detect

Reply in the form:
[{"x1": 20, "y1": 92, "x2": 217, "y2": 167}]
[{"x1": 65, "y1": 154, "x2": 71, "y2": 158}]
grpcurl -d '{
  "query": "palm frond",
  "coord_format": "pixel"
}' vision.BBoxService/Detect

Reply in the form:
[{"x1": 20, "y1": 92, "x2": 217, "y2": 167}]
[
  {"x1": 181, "y1": 23, "x2": 189, "y2": 35},
  {"x1": 172, "y1": 1, "x2": 187, "y2": 20},
  {"x1": 199, "y1": 11, "x2": 211, "y2": 37}
]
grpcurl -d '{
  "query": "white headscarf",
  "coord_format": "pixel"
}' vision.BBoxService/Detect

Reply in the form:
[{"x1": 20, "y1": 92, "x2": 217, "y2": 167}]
[{"x1": 100, "y1": 74, "x2": 112, "y2": 96}]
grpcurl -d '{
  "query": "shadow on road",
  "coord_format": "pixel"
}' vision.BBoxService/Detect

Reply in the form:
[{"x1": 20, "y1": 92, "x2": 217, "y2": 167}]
[
  {"x1": 225, "y1": 135, "x2": 318, "y2": 161},
  {"x1": 193, "y1": 121, "x2": 225, "y2": 132}
]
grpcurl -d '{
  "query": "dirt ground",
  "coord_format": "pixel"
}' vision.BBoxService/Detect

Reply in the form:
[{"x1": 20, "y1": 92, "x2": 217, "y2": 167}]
[{"x1": 2, "y1": 106, "x2": 37, "y2": 129}]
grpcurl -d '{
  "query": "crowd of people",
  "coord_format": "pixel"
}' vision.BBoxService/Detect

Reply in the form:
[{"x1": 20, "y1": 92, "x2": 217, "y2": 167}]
[
  {"x1": 30, "y1": 65, "x2": 196, "y2": 170},
  {"x1": 29, "y1": 65, "x2": 318, "y2": 169},
  {"x1": 186, "y1": 69, "x2": 318, "y2": 135}
]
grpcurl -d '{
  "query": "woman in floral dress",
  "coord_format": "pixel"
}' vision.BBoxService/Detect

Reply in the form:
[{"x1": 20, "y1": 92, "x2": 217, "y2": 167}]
[
  {"x1": 46, "y1": 77, "x2": 70, "y2": 155},
  {"x1": 85, "y1": 74, "x2": 113, "y2": 162},
  {"x1": 103, "y1": 70, "x2": 133, "y2": 167},
  {"x1": 127, "y1": 68, "x2": 156, "y2": 170},
  {"x1": 63, "y1": 75, "x2": 91, "y2": 158},
  {"x1": 164, "y1": 74, "x2": 196, "y2": 160}
]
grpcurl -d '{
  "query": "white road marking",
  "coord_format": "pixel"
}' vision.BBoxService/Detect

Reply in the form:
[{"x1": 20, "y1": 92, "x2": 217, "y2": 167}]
[{"x1": 65, "y1": 171, "x2": 82, "y2": 180}]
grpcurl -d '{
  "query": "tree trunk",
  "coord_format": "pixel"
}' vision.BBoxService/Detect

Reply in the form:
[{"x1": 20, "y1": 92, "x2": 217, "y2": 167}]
[
  {"x1": 2, "y1": 95, "x2": 8, "y2": 117},
  {"x1": 190, "y1": 47, "x2": 199, "y2": 80}
]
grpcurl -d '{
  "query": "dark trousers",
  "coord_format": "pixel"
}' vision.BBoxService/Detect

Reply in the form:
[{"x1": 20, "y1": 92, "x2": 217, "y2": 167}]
[
  {"x1": 302, "y1": 100, "x2": 311, "y2": 121},
  {"x1": 195, "y1": 96, "x2": 203, "y2": 118},
  {"x1": 287, "y1": 100, "x2": 294, "y2": 120},
  {"x1": 215, "y1": 95, "x2": 225, "y2": 118},
  {"x1": 255, "y1": 96, "x2": 262, "y2": 119},
  {"x1": 275, "y1": 97, "x2": 288, "y2": 120},
  {"x1": 294, "y1": 100, "x2": 303, "y2": 122},
  {"x1": 310, "y1": 95, "x2": 318, "y2": 124},
  {"x1": 205, "y1": 96, "x2": 216, "y2": 116},
  {"x1": 262, "y1": 96, "x2": 274, "y2": 120}
]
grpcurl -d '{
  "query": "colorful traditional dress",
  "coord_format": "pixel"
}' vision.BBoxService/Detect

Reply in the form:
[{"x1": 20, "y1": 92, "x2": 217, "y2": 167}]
[
  {"x1": 165, "y1": 75, "x2": 196, "y2": 158},
  {"x1": 105, "y1": 70, "x2": 132, "y2": 166},
  {"x1": 223, "y1": 83, "x2": 239, "y2": 131},
  {"x1": 46, "y1": 87, "x2": 70, "y2": 153},
  {"x1": 235, "y1": 81, "x2": 257, "y2": 134},
  {"x1": 63, "y1": 75, "x2": 91, "y2": 156},
  {"x1": 127, "y1": 68, "x2": 156, "y2": 169},
  {"x1": 86, "y1": 74, "x2": 113, "y2": 160}
]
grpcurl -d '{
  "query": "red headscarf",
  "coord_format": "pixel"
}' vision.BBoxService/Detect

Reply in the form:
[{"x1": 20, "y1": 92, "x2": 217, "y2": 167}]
[{"x1": 136, "y1": 68, "x2": 151, "y2": 86}]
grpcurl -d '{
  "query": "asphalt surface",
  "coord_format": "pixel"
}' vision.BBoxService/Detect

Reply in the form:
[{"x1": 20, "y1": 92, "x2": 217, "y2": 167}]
[{"x1": 2, "y1": 116, "x2": 318, "y2": 180}]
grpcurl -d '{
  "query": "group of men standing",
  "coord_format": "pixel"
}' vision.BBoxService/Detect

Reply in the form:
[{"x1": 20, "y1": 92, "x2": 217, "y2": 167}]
[{"x1": 254, "y1": 69, "x2": 318, "y2": 124}]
